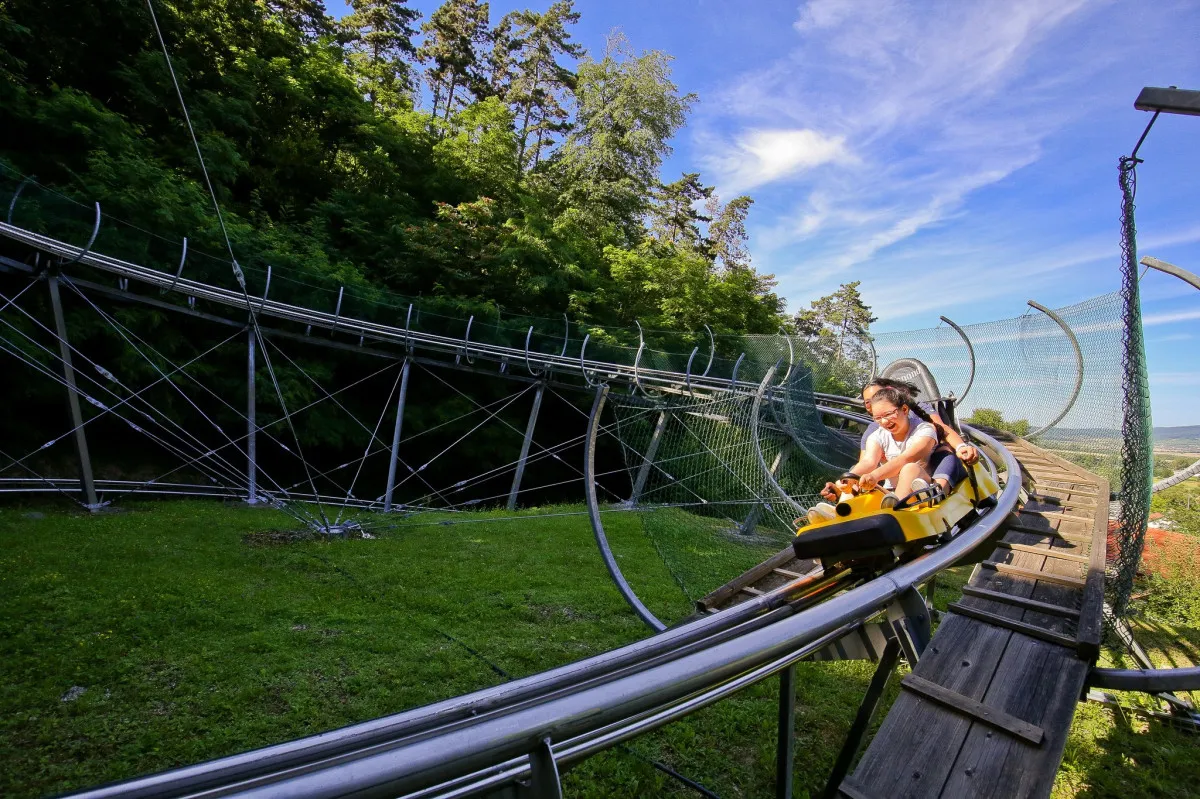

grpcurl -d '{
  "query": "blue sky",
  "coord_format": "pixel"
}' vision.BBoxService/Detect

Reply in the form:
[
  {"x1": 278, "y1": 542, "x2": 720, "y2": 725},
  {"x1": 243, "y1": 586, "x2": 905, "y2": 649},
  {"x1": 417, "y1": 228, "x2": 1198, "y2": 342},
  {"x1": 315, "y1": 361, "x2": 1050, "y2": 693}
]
[{"x1": 329, "y1": 0, "x2": 1200, "y2": 426}]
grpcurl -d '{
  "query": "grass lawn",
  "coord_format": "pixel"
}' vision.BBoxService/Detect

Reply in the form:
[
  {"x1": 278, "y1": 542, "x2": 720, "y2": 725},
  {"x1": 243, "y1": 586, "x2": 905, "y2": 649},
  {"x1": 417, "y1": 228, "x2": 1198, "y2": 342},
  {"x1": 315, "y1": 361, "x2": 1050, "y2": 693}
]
[{"x1": 1, "y1": 500, "x2": 1196, "y2": 798}]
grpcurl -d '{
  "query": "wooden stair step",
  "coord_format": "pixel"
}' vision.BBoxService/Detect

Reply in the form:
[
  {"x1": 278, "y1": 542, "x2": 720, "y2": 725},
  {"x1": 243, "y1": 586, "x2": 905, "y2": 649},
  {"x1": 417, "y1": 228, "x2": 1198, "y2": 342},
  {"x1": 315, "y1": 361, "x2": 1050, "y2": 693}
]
[
  {"x1": 948, "y1": 601, "x2": 1078, "y2": 650},
  {"x1": 981, "y1": 560, "x2": 1086, "y2": 588},
  {"x1": 996, "y1": 541, "x2": 1090, "y2": 563},
  {"x1": 961, "y1": 585, "x2": 1082, "y2": 618}
]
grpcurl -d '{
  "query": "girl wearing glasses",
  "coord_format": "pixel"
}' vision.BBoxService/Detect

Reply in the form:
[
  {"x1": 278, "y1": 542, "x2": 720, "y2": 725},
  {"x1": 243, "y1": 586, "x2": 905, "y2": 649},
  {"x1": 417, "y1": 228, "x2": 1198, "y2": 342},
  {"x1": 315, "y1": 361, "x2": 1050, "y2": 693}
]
[{"x1": 853, "y1": 385, "x2": 939, "y2": 500}]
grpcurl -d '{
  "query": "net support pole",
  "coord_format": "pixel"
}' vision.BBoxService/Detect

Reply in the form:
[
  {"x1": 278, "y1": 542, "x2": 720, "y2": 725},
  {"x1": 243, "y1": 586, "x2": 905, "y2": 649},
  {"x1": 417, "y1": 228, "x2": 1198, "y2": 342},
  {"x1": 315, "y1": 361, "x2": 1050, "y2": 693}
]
[
  {"x1": 628, "y1": 409, "x2": 669, "y2": 505},
  {"x1": 1141, "y1": 256, "x2": 1200, "y2": 493},
  {"x1": 247, "y1": 325, "x2": 258, "y2": 504},
  {"x1": 382, "y1": 358, "x2": 411, "y2": 513},
  {"x1": 46, "y1": 273, "x2": 99, "y2": 509},
  {"x1": 751, "y1": 361, "x2": 806, "y2": 518},
  {"x1": 507, "y1": 380, "x2": 545, "y2": 510},
  {"x1": 938, "y1": 315, "x2": 976, "y2": 404},
  {"x1": 775, "y1": 663, "x2": 796, "y2": 799},
  {"x1": 1025, "y1": 300, "x2": 1085, "y2": 439}
]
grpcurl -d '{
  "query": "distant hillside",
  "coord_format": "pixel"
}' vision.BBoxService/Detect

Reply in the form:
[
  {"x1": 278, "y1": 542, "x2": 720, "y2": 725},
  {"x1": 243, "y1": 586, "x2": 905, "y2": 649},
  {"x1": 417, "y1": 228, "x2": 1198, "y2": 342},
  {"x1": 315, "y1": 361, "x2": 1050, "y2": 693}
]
[{"x1": 1154, "y1": 426, "x2": 1200, "y2": 453}]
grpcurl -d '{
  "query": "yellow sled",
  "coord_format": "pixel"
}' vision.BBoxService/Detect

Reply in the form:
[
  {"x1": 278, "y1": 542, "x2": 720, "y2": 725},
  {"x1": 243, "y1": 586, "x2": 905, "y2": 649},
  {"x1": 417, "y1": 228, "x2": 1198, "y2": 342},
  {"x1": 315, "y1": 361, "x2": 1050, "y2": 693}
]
[{"x1": 792, "y1": 464, "x2": 1000, "y2": 565}]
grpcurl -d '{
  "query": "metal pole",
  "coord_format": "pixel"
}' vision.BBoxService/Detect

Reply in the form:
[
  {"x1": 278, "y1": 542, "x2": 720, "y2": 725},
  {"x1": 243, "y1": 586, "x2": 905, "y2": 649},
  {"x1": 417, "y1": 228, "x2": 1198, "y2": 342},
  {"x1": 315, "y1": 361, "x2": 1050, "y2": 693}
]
[
  {"x1": 247, "y1": 326, "x2": 257, "y2": 504},
  {"x1": 820, "y1": 637, "x2": 902, "y2": 799},
  {"x1": 383, "y1": 359, "x2": 411, "y2": 513},
  {"x1": 628, "y1": 410, "x2": 669, "y2": 505},
  {"x1": 46, "y1": 274, "x2": 98, "y2": 509},
  {"x1": 775, "y1": 664, "x2": 796, "y2": 799},
  {"x1": 507, "y1": 381, "x2": 545, "y2": 510},
  {"x1": 1026, "y1": 300, "x2": 1085, "y2": 438}
]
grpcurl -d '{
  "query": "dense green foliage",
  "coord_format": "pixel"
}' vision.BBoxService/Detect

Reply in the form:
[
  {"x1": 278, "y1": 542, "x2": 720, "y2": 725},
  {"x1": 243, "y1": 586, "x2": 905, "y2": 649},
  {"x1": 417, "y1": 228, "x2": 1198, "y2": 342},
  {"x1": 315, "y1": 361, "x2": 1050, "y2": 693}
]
[
  {"x1": 0, "y1": 0, "x2": 784, "y2": 334},
  {"x1": 967, "y1": 407, "x2": 1032, "y2": 438}
]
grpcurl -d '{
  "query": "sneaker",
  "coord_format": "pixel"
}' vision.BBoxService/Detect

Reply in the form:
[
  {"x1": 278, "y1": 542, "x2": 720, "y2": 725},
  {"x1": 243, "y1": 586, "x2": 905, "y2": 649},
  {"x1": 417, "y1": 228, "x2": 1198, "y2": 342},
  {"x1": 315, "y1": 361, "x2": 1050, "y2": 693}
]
[
  {"x1": 910, "y1": 478, "x2": 929, "y2": 494},
  {"x1": 806, "y1": 502, "x2": 837, "y2": 523},
  {"x1": 880, "y1": 492, "x2": 899, "y2": 510}
]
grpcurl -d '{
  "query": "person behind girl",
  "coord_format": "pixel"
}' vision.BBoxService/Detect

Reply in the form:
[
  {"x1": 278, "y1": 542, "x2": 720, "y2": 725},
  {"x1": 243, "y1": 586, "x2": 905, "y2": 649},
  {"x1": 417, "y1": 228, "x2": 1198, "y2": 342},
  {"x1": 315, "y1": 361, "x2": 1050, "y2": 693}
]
[{"x1": 821, "y1": 378, "x2": 978, "y2": 503}]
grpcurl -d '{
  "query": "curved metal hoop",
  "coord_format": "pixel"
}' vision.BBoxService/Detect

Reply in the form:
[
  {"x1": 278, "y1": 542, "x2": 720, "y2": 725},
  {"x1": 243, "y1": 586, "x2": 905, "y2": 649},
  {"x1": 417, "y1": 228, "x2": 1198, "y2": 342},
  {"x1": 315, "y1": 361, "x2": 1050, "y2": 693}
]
[
  {"x1": 684, "y1": 347, "x2": 699, "y2": 395},
  {"x1": 524, "y1": 326, "x2": 545, "y2": 377},
  {"x1": 750, "y1": 360, "x2": 805, "y2": 516},
  {"x1": 631, "y1": 320, "x2": 647, "y2": 395},
  {"x1": 584, "y1": 385, "x2": 665, "y2": 632},
  {"x1": 162, "y1": 237, "x2": 189, "y2": 296},
  {"x1": 458, "y1": 315, "x2": 475, "y2": 365},
  {"x1": 1025, "y1": 299, "x2": 1084, "y2": 438},
  {"x1": 729, "y1": 352, "x2": 746, "y2": 390},
  {"x1": 701, "y1": 323, "x2": 715, "y2": 377},
  {"x1": 857, "y1": 323, "x2": 877, "y2": 382},
  {"x1": 579, "y1": 333, "x2": 601, "y2": 387},
  {"x1": 330, "y1": 286, "x2": 345, "y2": 335},
  {"x1": 258, "y1": 264, "x2": 273, "y2": 314},
  {"x1": 6, "y1": 176, "x2": 35, "y2": 225},
  {"x1": 560, "y1": 313, "x2": 570, "y2": 358},
  {"x1": 403, "y1": 304, "x2": 415, "y2": 352},
  {"x1": 939, "y1": 315, "x2": 976, "y2": 403},
  {"x1": 59, "y1": 201, "x2": 101, "y2": 268},
  {"x1": 778, "y1": 326, "x2": 795, "y2": 383}
]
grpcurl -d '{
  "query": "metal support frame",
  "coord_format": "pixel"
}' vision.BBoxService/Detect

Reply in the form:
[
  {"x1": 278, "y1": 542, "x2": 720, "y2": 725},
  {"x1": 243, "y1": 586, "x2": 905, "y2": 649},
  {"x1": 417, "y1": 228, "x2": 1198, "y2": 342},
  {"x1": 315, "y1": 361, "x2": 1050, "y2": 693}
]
[
  {"x1": 6, "y1": 175, "x2": 34, "y2": 224},
  {"x1": 631, "y1": 320, "x2": 646, "y2": 394},
  {"x1": 1025, "y1": 299, "x2": 1085, "y2": 438},
  {"x1": 776, "y1": 664, "x2": 796, "y2": 799},
  {"x1": 885, "y1": 585, "x2": 931, "y2": 664},
  {"x1": 778, "y1": 327, "x2": 795, "y2": 383},
  {"x1": 382, "y1": 358, "x2": 412, "y2": 512},
  {"x1": 820, "y1": 637, "x2": 902, "y2": 799},
  {"x1": 247, "y1": 326, "x2": 258, "y2": 504},
  {"x1": 749, "y1": 361, "x2": 810, "y2": 518},
  {"x1": 507, "y1": 381, "x2": 545, "y2": 510},
  {"x1": 330, "y1": 285, "x2": 344, "y2": 336},
  {"x1": 46, "y1": 273, "x2": 99, "y2": 509},
  {"x1": 628, "y1": 409, "x2": 669, "y2": 505},
  {"x1": 939, "y1": 315, "x2": 976, "y2": 403},
  {"x1": 59, "y1": 202, "x2": 101, "y2": 268},
  {"x1": 526, "y1": 736, "x2": 563, "y2": 799},
  {"x1": 584, "y1": 384, "x2": 666, "y2": 632}
]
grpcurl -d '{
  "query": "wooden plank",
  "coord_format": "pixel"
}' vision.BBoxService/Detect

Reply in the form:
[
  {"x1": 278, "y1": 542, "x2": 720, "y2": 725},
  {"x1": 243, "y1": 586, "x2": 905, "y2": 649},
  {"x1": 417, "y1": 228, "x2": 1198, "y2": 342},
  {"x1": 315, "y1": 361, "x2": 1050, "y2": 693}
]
[
  {"x1": 698, "y1": 545, "x2": 797, "y2": 609},
  {"x1": 773, "y1": 567, "x2": 804, "y2": 579},
  {"x1": 900, "y1": 674, "x2": 1045, "y2": 745},
  {"x1": 948, "y1": 602, "x2": 1078, "y2": 648},
  {"x1": 939, "y1": 636, "x2": 1090, "y2": 798},
  {"x1": 739, "y1": 586, "x2": 764, "y2": 596},
  {"x1": 1005, "y1": 522, "x2": 1091, "y2": 543},
  {"x1": 1019, "y1": 508, "x2": 1094, "y2": 523},
  {"x1": 961, "y1": 585, "x2": 1080, "y2": 619},
  {"x1": 995, "y1": 541, "x2": 1089, "y2": 563},
  {"x1": 1077, "y1": 476, "x2": 1111, "y2": 661},
  {"x1": 981, "y1": 561, "x2": 1086, "y2": 588},
  {"x1": 838, "y1": 776, "x2": 883, "y2": 799}
]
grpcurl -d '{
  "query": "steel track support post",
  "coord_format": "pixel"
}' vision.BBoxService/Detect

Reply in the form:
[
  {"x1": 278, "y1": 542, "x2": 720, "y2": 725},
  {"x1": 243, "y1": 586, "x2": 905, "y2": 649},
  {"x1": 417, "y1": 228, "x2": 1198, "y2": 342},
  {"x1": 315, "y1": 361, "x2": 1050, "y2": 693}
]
[
  {"x1": 46, "y1": 274, "x2": 99, "y2": 509},
  {"x1": 886, "y1": 585, "x2": 931, "y2": 664},
  {"x1": 246, "y1": 326, "x2": 258, "y2": 504},
  {"x1": 628, "y1": 409, "x2": 669, "y2": 505},
  {"x1": 507, "y1": 380, "x2": 545, "y2": 510},
  {"x1": 382, "y1": 358, "x2": 411, "y2": 513},
  {"x1": 820, "y1": 637, "x2": 902, "y2": 799},
  {"x1": 525, "y1": 736, "x2": 562, "y2": 799},
  {"x1": 775, "y1": 663, "x2": 796, "y2": 799}
]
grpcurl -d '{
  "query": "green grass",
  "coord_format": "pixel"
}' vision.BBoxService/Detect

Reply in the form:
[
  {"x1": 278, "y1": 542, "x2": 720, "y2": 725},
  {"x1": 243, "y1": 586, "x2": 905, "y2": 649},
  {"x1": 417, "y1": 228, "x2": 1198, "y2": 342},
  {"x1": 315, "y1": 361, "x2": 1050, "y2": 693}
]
[
  {"x1": 1, "y1": 500, "x2": 1197, "y2": 798},
  {"x1": 1150, "y1": 477, "x2": 1200, "y2": 539}
]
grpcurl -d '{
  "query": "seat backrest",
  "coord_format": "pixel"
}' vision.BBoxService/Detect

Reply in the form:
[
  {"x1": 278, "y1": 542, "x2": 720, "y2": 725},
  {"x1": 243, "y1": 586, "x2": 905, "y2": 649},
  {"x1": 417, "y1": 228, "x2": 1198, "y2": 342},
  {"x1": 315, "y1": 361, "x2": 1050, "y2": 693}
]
[{"x1": 879, "y1": 357, "x2": 941, "y2": 405}]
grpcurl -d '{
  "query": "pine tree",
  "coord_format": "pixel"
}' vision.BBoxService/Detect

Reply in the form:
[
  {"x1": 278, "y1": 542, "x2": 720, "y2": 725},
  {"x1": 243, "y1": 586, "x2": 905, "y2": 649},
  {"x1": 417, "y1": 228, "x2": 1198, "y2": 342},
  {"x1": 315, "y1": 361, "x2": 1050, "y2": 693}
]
[
  {"x1": 418, "y1": 0, "x2": 490, "y2": 121},
  {"x1": 264, "y1": 0, "x2": 335, "y2": 39},
  {"x1": 793, "y1": 281, "x2": 877, "y2": 354},
  {"x1": 652, "y1": 172, "x2": 712, "y2": 248},
  {"x1": 506, "y1": 0, "x2": 583, "y2": 171},
  {"x1": 342, "y1": 0, "x2": 421, "y2": 111},
  {"x1": 483, "y1": 12, "x2": 520, "y2": 100},
  {"x1": 705, "y1": 194, "x2": 753, "y2": 270}
]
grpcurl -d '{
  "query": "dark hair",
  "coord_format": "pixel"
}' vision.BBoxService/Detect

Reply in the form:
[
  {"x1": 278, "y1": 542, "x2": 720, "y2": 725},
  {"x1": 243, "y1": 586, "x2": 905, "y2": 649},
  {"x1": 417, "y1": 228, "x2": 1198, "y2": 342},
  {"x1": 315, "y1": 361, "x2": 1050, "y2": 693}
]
[
  {"x1": 863, "y1": 377, "x2": 921, "y2": 396},
  {"x1": 868, "y1": 385, "x2": 908, "y2": 411},
  {"x1": 868, "y1": 383, "x2": 934, "y2": 425}
]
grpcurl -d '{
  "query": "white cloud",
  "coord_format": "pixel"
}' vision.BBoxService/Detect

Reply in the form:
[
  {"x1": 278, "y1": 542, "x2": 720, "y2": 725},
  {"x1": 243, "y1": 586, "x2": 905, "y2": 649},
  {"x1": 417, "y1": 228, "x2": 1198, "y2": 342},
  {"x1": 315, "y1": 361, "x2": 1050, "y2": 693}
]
[
  {"x1": 1143, "y1": 308, "x2": 1200, "y2": 327},
  {"x1": 703, "y1": 129, "x2": 852, "y2": 193}
]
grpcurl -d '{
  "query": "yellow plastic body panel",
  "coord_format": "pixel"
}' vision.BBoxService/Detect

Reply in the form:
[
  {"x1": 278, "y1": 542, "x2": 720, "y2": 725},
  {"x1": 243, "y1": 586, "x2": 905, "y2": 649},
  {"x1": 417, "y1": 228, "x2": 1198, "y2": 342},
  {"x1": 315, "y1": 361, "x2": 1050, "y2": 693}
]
[{"x1": 796, "y1": 464, "x2": 1001, "y2": 545}]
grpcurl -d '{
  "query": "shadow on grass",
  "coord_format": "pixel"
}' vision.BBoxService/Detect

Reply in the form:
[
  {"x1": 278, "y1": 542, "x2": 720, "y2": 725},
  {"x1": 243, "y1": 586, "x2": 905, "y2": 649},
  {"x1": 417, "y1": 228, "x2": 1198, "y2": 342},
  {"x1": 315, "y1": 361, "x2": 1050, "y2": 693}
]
[{"x1": 1056, "y1": 701, "x2": 1200, "y2": 798}]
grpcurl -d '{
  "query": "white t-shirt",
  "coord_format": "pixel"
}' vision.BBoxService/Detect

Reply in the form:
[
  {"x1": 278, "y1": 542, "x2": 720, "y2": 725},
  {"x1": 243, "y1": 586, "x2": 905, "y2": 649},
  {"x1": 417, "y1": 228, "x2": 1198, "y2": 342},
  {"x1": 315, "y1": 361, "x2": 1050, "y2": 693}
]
[
  {"x1": 859, "y1": 411, "x2": 924, "y2": 450},
  {"x1": 866, "y1": 421, "x2": 938, "y2": 487}
]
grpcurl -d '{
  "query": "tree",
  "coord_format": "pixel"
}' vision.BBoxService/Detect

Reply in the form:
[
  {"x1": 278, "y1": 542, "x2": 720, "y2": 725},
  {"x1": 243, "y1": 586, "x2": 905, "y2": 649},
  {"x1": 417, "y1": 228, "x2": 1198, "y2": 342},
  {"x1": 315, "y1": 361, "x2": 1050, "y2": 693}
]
[
  {"x1": 264, "y1": 0, "x2": 336, "y2": 39},
  {"x1": 342, "y1": 0, "x2": 421, "y2": 111},
  {"x1": 705, "y1": 194, "x2": 753, "y2": 270},
  {"x1": 793, "y1": 281, "x2": 877, "y2": 352},
  {"x1": 483, "y1": 12, "x2": 519, "y2": 99},
  {"x1": 651, "y1": 172, "x2": 712, "y2": 248},
  {"x1": 552, "y1": 33, "x2": 694, "y2": 244},
  {"x1": 418, "y1": 0, "x2": 490, "y2": 121},
  {"x1": 505, "y1": 0, "x2": 583, "y2": 171},
  {"x1": 966, "y1": 409, "x2": 1031, "y2": 438}
]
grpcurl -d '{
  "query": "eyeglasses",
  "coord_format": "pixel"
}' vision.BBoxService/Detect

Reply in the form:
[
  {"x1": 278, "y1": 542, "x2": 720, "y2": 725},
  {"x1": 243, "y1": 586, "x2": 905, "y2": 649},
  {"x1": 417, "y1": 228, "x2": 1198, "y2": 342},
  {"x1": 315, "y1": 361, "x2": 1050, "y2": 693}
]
[{"x1": 872, "y1": 407, "x2": 904, "y2": 424}]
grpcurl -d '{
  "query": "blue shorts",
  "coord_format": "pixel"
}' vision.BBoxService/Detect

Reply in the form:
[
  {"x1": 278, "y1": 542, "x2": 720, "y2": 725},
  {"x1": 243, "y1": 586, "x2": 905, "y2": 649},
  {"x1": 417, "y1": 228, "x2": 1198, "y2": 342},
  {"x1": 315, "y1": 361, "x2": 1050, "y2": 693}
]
[{"x1": 929, "y1": 448, "x2": 968, "y2": 487}]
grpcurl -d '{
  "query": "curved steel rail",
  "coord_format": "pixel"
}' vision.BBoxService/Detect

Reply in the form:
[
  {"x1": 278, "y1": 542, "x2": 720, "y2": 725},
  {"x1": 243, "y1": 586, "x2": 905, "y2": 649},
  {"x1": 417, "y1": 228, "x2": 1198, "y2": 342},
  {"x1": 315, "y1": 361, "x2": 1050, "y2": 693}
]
[
  {"x1": 1026, "y1": 299, "x2": 1085, "y2": 439},
  {"x1": 69, "y1": 426, "x2": 1020, "y2": 799},
  {"x1": 939, "y1": 315, "x2": 976, "y2": 403}
]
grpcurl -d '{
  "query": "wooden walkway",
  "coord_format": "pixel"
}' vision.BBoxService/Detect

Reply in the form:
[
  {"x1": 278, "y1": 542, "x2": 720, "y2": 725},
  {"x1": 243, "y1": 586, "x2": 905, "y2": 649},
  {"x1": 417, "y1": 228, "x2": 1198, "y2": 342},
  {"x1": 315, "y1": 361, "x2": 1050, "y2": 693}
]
[{"x1": 842, "y1": 435, "x2": 1110, "y2": 799}]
